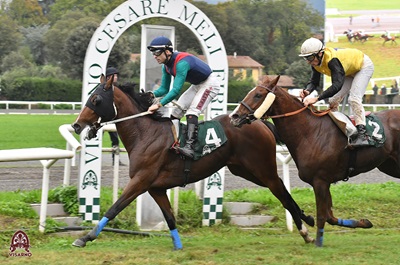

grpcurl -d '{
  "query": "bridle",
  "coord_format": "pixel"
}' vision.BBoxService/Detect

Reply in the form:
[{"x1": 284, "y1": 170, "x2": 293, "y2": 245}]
[
  {"x1": 237, "y1": 84, "x2": 330, "y2": 125},
  {"x1": 84, "y1": 86, "x2": 154, "y2": 140},
  {"x1": 237, "y1": 83, "x2": 276, "y2": 124}
]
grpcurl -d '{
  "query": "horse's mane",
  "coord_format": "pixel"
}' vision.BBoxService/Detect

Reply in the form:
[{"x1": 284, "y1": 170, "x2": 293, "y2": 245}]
[{"x1": 118, "y1": 83, "x2": 166, "y2": 121}]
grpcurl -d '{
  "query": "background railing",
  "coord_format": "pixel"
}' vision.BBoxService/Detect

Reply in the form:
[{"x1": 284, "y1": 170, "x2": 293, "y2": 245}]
[
  {"x1": 0, "y1": 101, "x2": 82, "y2": 110},
  {"x1": 1, "y1": 100, "x2": 400, "y2": 113}
]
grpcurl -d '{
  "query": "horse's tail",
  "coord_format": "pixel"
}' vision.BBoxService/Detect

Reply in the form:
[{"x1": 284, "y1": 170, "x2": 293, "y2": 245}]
[{"x1": 261, "y1": 120, "x2": 284, "y2": 145}]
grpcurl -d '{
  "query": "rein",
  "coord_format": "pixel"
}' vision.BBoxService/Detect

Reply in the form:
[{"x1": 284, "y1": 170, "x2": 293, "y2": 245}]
[
  {"x1": 100, "y1": 111, "x2": 152, "y2": 126},
  {"x1": 267, "y1": 105, "x2": 331, "y2": 119},
  {"x1": 85, "y1": 111, "x2": 152, "y2": 140}
]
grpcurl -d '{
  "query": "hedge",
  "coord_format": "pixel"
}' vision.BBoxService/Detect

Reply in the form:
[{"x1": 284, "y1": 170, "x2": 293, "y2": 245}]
[{"x1": 5, "y1": 77, "x2": 82, "y2": 101}]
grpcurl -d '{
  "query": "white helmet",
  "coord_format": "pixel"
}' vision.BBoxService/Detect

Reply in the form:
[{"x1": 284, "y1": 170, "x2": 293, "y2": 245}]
[{"x1": 299, "y1": 38, "x2": 324, "y2": 57}]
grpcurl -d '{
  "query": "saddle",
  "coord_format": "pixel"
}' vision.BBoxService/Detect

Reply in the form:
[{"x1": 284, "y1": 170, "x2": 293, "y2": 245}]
[{"x1": 328, "y1": 111, "x2": 385, "y2": 147}]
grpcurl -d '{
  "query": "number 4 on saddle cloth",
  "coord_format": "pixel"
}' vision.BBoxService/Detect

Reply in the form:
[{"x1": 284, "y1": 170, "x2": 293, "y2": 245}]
[
  {"x1": 328, "y1": 111, "x2": 385, "y2": 147},
  {"x1": 172, "y1": 121, "x2": 227, "y2": 160}
]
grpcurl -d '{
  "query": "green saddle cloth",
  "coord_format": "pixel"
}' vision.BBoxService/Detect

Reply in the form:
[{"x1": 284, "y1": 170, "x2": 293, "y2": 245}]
[{"x1": 179, "y1": 120, "x2": 227, "y2": 160}]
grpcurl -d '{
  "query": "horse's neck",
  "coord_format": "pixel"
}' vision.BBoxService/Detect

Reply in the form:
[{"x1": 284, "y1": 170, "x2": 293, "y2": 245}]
[
  {"x1": 271, "y1": 93, "x2": 322, "y2": 149},
  {"x1": 114, "y1": 91, "x2": 171, "y2": 153}
]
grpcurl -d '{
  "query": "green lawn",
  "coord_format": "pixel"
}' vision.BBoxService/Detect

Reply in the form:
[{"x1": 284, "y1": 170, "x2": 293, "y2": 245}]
[
  {"x1": 1, "y1": 183, "x2": 400, "y2": 264},
  {"x1": 326, "y1": 0, "x2": 400, "y2": 10}
]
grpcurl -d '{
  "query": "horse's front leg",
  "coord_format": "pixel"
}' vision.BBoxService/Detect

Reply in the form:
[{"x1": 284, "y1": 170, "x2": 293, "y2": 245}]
[
  {"x1": 72, "y1": 177, "x2": 146, "y2": 248},
  {"x1": 312, "y1": 180, "x2": 332, "y2": 247},
  {"x1": 149, "y1": 189, "x2": 183, "y2": 250},
  {"x1": 266, "y1": 177, "x2": 314, "y2": 244}
]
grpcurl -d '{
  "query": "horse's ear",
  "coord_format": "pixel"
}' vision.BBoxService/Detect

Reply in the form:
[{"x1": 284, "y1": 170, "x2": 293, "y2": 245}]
[
  {"x1": 270, "y1": 75, "x2": 280, "y2": 88},
  {"x1": 104, "y1": 74, "x2": 114, "y2": 90},
  {"x1": 100, "y1": 74, "x2": 106, "y2": 84}
]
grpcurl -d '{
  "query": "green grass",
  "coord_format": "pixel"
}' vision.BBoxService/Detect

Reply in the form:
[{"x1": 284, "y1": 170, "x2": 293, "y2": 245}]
[
  {"x1": 0, "y1": 114, "x2": 118, "y2": 149},
  {"x1": 326, "y1": 0, "x2": 400, "y2": 11},
  {"x1": 0, "y1": 183, "x2": 399, "y2": 264}
]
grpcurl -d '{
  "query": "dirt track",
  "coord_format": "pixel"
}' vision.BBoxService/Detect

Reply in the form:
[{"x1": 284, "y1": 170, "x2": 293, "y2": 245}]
[{"x1": 1, "y1": 152, "x2": 399, "y2": 192}]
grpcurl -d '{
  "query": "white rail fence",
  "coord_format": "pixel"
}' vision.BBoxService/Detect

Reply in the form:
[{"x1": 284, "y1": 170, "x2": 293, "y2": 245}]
[
  {"x1": 0, "y1": 100, "x2": 81, "y2": 110},
  {"x1": 2, "y1": 101, "x2": 400, "y2": 113}
]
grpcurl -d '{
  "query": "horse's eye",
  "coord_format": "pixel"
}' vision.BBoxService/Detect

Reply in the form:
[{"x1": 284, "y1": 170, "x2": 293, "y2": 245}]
[{"x1": 255, "y1": 93, "x2": 263, "y2": 99}]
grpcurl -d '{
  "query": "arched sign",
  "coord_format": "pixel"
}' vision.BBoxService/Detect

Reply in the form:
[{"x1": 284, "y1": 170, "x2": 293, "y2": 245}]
[{"x1": 80, "y1": 0, "x2": 228, "y2": 225}]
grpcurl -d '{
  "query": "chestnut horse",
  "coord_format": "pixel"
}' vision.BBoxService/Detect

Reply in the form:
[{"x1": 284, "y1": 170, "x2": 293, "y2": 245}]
[
  {"x1": 230, "y1": 75, "x2": 400, "y2": 247},
  {"x1": 71, "y1": 75, "x2": 315, "y2": 250}
]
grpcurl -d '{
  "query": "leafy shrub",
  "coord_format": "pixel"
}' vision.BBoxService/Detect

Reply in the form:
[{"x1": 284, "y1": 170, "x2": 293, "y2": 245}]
[
  {"x1": 0, "y1": 201, "x2": 37, "y2": 218},
  {"x1": 176, "y1": 190, "x2": 203, "y2": 229},
  {"x1": 50, "y1": 185, "x2": 79, "y2": 215}
]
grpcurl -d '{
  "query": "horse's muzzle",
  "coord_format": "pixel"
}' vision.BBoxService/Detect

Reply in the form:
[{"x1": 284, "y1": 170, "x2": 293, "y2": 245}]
[{"x1": 71, "y1": 123, "x2": 83, "y2": 135}]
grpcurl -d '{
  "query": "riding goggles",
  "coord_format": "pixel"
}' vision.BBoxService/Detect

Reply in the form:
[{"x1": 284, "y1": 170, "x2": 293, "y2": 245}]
[
  {"x1": 303, "y1": 54, "x2": 316, "y2": 62},
  {"x1": 151, "y1": 49, "x2": 164, "y2": 56}
]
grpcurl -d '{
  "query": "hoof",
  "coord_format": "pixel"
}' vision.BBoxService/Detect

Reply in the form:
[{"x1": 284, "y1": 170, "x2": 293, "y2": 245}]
[
  {"x1": 173, "y1": 247, "x2": 183, "y2": 251},
  {"x1": 305, "y1": 215, "x2": 315, "y2": 227},
  {"x1": 300, "y1": 230, "x2": 314, "y2": 244},
  {"x1": 72, "y1": 238, "x2": 86, "y2": 248},
  {"x1": 314, "y1": 240, "x2": 323, "y2": 247},
  {"x1": 359, "y1": 219, "x2": 373, "y2": 228}
]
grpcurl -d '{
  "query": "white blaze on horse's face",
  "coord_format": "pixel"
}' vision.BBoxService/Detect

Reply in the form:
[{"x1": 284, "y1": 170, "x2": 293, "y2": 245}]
[{"x1": 229, "y1": 105, "x2": 240, "y2": 118}]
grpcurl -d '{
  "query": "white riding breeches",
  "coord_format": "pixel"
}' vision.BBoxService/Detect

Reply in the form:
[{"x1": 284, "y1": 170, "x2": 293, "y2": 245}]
[
  {"x1": 329, "y1": 54, "x2": 374, "y2": 125},
  {"x1": 172, "y1": 75, "x2": 220, "y2": 118}
]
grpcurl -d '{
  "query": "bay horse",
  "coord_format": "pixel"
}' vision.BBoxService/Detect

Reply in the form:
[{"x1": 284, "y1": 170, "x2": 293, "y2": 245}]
[
  {"x1": 381, "y1": 34, "x2": 397, "y2": 46},
  {"x1": 229, "y1": 75, "x2": 400, "y2": 247},
  {"x1": 71, "y1": 75, "x2": 315, "y2": 250},
  {"x1": 343, "y1": 31, "x2": 355, "y2": 42},
  {"x1": 354, "y1": 32, "x2": 373, "y2": 43}
]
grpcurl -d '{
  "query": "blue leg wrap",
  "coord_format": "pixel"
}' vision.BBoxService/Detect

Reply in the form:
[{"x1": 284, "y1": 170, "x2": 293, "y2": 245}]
[
  {"x1": 318, "y1": 228, "x2": 324, "y2": 246},
  {"x1": 96, "y1": 217, "x2": 109, "y2": 236},
  {"x1": 338, "y1": 218, "x2": 358, "y2": 228},
  {"x1": 170, "y1": 229, "x2": 183, "y2": 250}
]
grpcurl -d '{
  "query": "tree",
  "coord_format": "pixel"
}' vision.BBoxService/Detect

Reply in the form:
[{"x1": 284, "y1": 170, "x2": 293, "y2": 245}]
[
  {"x1": 0, "y1": 50, "x2": 34, "y2": 73},
  {"x1": 47, "y1": 0, "x2": 126, "y2": 24},
  {"x1": 285, "y1": 60, "x2": 312, "y2": 87},
  {"x1": 0, "y1": 14, "x2": 23, "y2": 72},
  {"x1": 44, "y1": 10, "x2": 100, "y2": 65},
  {"x1": 62, "y1": 21, "x2": 99, "y2": 79},
  {"x1": 20, "y1": 25, "x2": 50, "y2": 65},
  {"x1": 8, "y1": 0, "x2": 48, "y2": 26}
]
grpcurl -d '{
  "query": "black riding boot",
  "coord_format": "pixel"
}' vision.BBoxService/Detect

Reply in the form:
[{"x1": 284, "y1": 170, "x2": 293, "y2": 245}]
[
  {"x1": 350, "y1": 124, "x2": 369, "y2": 147},
  {"x1": 177, "y1": 116, "x2": 198, "y2": 159}
]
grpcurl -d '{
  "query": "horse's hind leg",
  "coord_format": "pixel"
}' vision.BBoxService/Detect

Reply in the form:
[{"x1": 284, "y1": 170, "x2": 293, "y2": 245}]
[
  {"x1": 148, "y1": 189, "x2": 183, "y2": 250},
  {"x1": 325, "y1": 187, "x2": 373, "y2": 229},
  {"x1": 72, "y1": 178, "x2": 146, "y2": 248}
]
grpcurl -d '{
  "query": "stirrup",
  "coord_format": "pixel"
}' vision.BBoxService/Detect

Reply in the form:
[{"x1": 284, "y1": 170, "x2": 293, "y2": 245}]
[
  {"x1": 349, "y1": 136, "x2": 369, "y2": 148},
  {"x1": 177, "y1": 145, "x2": 194, "y2": 159}
]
